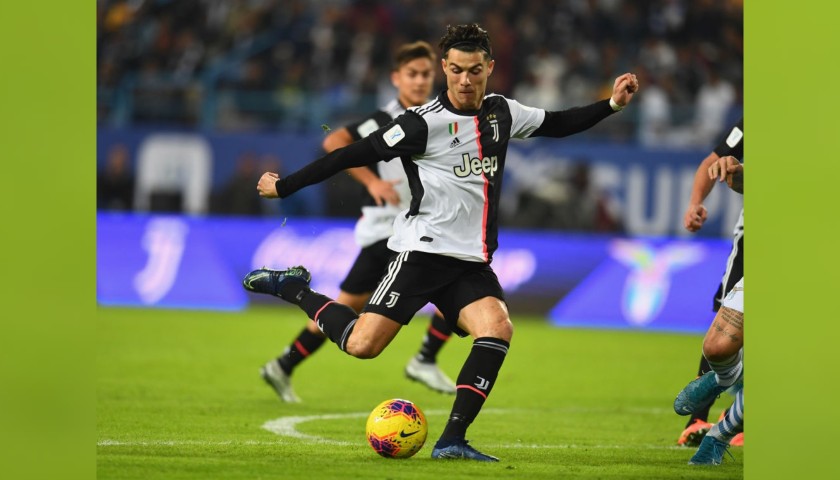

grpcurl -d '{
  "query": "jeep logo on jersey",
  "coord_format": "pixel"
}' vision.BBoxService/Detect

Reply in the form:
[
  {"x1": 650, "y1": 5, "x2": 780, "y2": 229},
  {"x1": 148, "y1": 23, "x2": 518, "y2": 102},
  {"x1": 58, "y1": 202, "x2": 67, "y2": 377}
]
[{"x1": 454, "y1": 153, "x2": 499, "y2": 178}]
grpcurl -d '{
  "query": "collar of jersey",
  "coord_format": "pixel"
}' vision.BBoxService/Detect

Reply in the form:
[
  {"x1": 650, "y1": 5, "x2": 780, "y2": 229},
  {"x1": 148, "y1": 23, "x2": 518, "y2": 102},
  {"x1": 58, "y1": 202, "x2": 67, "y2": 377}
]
[{"x1": 439, "y1": 90, "x2": 483, "y2": 117}]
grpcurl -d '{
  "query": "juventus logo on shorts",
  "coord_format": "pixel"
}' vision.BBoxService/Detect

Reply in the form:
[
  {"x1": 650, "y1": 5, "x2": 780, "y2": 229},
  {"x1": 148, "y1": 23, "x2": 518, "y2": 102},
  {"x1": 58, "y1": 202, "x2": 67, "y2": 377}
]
[
  {"x1": 385, "y1": 292, "x2": 400, "y2": 308},
  {"x1": 370, "y1": 251, "x2": 409, "y2": 307}
]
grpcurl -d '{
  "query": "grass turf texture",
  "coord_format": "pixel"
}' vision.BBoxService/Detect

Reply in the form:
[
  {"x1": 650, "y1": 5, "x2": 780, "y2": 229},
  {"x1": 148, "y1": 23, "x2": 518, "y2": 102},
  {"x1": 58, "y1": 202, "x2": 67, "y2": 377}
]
[{"x1": 98, "y1": 306, "x2": 742, "y2": 479}]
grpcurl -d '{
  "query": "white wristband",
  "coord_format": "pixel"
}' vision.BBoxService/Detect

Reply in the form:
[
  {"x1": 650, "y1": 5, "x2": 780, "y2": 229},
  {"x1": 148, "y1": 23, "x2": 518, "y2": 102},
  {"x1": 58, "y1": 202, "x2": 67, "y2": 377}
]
[{"x1": 609, "y1": 97, "x2": 623, "y2": 112}]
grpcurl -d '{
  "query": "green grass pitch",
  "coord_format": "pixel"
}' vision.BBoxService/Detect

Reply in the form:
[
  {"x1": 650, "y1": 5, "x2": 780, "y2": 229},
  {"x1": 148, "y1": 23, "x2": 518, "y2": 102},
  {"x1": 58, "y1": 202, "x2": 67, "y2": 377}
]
[{"x1": 97, "y1": 306, "x2": 742, "y2": 479}]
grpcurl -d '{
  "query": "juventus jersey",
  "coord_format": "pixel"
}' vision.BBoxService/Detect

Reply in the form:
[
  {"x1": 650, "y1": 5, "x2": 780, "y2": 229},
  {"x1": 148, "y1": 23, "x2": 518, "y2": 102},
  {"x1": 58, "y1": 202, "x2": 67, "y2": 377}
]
[
  {"x1": 367, "y1": 92, "x2": 546, "y2": 263},
  {"x1": 275, "y1": 90, "x2": 616, "y2": 264},
  {"x1": 344, "y1": 99, "x2": 412, "y2": 248}
]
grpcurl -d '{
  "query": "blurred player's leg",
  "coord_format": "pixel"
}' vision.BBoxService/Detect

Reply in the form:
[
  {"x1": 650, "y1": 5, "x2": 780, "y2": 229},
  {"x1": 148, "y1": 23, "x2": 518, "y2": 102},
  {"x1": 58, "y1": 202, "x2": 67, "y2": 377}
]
[
  {"x1": 406, "y1": 312, "x2": 456, "y2": 394},
  {"x1": 261, "y1": 322, "x2": 325, "y2": 403}
]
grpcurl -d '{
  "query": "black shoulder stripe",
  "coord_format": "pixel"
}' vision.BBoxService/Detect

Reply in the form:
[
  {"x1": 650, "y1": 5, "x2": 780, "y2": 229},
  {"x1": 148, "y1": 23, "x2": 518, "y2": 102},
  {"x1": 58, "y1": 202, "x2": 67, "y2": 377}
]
[{"x1": 416, "y1": 100, "x2": 441, "y2": 117}]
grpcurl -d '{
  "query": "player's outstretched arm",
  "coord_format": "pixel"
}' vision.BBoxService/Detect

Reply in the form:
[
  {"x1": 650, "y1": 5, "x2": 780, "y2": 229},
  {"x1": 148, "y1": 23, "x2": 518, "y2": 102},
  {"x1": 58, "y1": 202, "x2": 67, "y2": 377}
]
[
  {"x1": 530, "y1": 72, "x2": 640, "y2": 139},
  {"x1": 683, "y1": 151, "x2": 721, "y2": 232},
  {"x1": 257, "y1": 136, "x2": 385, "y2": 199}
]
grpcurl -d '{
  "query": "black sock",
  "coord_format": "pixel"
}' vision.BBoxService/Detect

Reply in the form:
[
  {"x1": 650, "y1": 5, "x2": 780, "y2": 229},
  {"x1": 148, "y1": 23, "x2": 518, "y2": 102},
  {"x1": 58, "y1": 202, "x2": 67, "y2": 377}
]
[
  {"x1": 278, "y1": 279, "x2": 310, "y2": 305},
  {"x1": 277, "y1": 327, "x2": 326, "y2": 375},
  {"x1": 686, "y1": 354, "x2": 714, "y2": 427},
  {"x1": 298, "y1": 290, "x2": 359, "y2": 352},
  {"x1": 437, "y1": 337, "x2": 509, "y2": 445},
  {"x1": 417, "y1": 313, "x2": 451, "y2": 363}
]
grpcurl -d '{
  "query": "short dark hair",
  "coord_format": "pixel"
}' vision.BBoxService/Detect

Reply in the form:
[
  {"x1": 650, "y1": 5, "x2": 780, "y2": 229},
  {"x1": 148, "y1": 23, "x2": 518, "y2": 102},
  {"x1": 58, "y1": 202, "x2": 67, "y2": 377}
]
[
  {"x1": 393, "y1": 41, "x2": 436, "y2": 70},
  {"x1": 438, "y1": 24, "x2": 492, "y2": 60}
]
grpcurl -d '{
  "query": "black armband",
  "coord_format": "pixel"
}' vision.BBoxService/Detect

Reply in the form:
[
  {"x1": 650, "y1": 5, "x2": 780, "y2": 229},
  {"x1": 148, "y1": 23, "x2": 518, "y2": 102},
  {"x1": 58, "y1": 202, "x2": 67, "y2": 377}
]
[
  {"x1": 275, "y1": 137, "x2": 380, "y2": 198},
  {"x1": 531, "y1": 99, "x2": 615, "y2": 138}
]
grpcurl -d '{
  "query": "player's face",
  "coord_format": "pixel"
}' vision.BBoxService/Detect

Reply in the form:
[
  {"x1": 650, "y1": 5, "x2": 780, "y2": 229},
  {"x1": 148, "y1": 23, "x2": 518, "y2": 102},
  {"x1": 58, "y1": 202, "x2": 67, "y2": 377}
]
[
  {"x1": 442, "y1": 49, "x2": 494, "y2": 110},
  {"x1": 392, "y1": 57, "x2": 435, "y2": 107}
]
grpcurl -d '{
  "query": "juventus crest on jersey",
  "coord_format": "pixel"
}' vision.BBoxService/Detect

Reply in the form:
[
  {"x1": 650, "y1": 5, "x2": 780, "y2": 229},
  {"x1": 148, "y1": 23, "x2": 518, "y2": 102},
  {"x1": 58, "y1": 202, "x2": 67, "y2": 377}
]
[{"x1": 367, "y1": 91, "x2": 547, "y2": 263}]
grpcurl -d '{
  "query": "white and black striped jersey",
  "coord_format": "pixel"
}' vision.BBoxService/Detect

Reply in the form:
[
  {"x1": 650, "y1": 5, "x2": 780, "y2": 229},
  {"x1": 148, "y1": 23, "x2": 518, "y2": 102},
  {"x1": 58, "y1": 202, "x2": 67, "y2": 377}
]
[
  {"x1": 367, "y1": 92, "x2": 545, "y2": 262},
  {"x1": 344, "y1": 99, "x2": 412, "y2": 248},
  {"x1": 276, "y1": 90, "x2": 617, "y2": 263}
]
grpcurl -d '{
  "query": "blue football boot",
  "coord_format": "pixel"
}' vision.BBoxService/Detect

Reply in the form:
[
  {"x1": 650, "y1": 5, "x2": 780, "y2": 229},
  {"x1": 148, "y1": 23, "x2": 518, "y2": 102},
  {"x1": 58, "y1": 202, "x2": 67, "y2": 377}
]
[
  {"x1": 674, "y1": 371, "x2": 728, "y2": 416},
  {"x1": 431, "y1": 439, "x2": 498, "y2": 462},
  {"x1": 243, "y1": 266, "x2": 311, "y2": 303},
  {"x1": 688, "y1": 435, "x2": 734, "y2": 465}
]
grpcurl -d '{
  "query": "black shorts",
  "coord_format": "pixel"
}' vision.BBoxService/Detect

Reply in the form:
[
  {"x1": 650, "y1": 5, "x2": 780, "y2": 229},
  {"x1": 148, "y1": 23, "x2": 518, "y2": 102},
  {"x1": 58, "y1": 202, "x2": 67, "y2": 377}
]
[
  {"x1": 339, "y1": 239, "x2": 395, "y2": 294},
  {"x1": 362, "y1": 250, "x2": 505, "y2": 337}
]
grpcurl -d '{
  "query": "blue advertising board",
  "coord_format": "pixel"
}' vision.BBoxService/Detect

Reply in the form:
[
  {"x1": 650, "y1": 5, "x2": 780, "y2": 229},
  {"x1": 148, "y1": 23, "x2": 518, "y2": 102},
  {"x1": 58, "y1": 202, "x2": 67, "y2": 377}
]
[{"x1": 98, "y1": 213, "x2": 732, "y2": 333}]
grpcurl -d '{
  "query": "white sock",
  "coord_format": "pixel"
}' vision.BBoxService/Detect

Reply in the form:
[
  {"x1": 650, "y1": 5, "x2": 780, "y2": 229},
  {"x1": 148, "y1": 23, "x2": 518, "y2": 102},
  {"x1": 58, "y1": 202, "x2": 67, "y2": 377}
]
[
  {"x1": 707, "y1": 348, "x2": 743, "y2": 387},
  {"x1": 709, "y1": 387, "x2": 744, "y2": 442}
]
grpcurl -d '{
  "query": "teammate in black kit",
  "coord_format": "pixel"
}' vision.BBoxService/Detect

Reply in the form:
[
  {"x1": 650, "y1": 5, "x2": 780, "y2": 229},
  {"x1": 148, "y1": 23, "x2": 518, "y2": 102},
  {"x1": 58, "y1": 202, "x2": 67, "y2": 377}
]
[
  {"x1": 677, "y1": 118, "x2": 744, "y2": 447},
  {"x1": 259, "y1": 41, "x2": 458, "y2": 404},
  {"x1": 244, "y1": 23, "x2": 639, "y2": 461}
]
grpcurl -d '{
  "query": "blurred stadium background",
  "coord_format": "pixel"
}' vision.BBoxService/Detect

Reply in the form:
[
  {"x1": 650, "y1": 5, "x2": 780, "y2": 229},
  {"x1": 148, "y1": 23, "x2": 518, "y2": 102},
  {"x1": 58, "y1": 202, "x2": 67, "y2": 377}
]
[{"x1": 97, "y1": 0, "x2": 743, "y2": 334}]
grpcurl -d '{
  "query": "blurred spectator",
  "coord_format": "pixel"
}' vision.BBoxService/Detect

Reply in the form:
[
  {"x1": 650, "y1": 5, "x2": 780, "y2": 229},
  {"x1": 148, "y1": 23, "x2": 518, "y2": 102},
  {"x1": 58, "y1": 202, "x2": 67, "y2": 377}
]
[
  {"x1": 97, "y1": 143, "x2": 136, "y2": 211},
  {"x1": 258, "y1": 153, "x2": 307, "y2": 217},
  {"x1": 97, "y1": 0, "x2": 742, "y2": 144},
  {"x1": 506, "y1": 161, "x2": 622, "y2": 233},
  {"x1": 636, "y1": 69, "x2": 673, "y2": 147},
  {"x1": 212, "y1": 152, "x2": 263, "y2": 215},
  {"x1": 556, "y1": 162, "x2": 623, "y2": 233},
  {"x1": 692, "y1": 65, "x2": 736, "y2": 146}
]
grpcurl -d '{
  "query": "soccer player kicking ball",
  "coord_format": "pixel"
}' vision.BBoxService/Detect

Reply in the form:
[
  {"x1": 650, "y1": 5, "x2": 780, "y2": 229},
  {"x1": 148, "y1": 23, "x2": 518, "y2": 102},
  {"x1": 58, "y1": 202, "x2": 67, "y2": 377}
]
[
  {"x1": 244, "y1": 23, "x2": 638, "y2": 461},
  {"x1": 259, "y1": 41, "x2": 457, "y2": 404}
]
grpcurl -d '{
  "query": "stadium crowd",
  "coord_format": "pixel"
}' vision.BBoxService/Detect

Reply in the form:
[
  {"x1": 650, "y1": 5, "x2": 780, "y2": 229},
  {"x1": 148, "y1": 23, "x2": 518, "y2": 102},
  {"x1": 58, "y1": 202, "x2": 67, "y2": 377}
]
[{"x1": 98, "y1": 0, "x2": 742, "y2": 146}]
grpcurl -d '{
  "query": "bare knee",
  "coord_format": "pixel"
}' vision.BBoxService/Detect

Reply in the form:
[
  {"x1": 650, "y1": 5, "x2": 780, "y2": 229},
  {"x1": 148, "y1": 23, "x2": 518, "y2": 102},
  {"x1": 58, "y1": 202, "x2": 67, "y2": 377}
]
[
  {"x1": 344, "y1": 334, "x2": 385, "y2": 359},
  {"x1": 471, "y1": 317, "x2": 513, "y2": 342},
  {"x1": 702, "y1": 334, "x2": 739, "y2": 362},
  {"x1": 703, "y1": 307, "x2": 743, "y2": 361}
]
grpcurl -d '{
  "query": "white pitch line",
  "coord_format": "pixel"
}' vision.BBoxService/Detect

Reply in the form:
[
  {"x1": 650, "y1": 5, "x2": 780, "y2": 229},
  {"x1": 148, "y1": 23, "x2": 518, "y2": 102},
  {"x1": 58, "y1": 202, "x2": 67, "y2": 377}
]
[
  {"x1": 98, "y1": 439, "x2": 292, "y2": 447},
  {"x1": 97, "y1": 439, "x2": 683, "y2": 451},
  {"x1": 99, "y1": 406, "x2": 677, "y2": 449}
]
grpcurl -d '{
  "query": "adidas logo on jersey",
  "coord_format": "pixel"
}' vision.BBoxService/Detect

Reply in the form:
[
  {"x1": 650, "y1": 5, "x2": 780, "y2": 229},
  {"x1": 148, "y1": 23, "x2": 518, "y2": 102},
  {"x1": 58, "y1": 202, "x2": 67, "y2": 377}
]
[
  {"x1": 449, "y1": 137, "x2": 461, "y2": 148},
  {"x1": 454, "y1": 153, "x2": 499, "y2": 178}
]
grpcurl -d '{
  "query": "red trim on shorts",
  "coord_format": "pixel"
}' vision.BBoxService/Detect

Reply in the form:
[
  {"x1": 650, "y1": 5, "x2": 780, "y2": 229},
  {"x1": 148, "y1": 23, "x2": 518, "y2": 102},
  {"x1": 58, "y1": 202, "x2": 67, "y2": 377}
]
[
  {"x1": 294, "y1": 340, "x2": 310, "y2": 357},
  {"x1": 457, "y1": 384, "x2": 488, "y2": 399},
  {"x1": 314, "y1": 301, "x2": 335, "y2": 325},
  {"x1": 473, "y1": 116, "x2": 489, "y2": 262},
  {"x1": 428, "y1": 326, "x2": 451, "y2": 341}
]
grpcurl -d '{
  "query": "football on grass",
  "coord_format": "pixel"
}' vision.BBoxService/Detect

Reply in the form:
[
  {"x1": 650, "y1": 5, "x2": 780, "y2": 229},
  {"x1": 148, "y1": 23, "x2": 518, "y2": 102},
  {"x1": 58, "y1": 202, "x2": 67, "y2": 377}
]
[{"x1": 365, "y1": 398, "x2": 427, "y2": 458}]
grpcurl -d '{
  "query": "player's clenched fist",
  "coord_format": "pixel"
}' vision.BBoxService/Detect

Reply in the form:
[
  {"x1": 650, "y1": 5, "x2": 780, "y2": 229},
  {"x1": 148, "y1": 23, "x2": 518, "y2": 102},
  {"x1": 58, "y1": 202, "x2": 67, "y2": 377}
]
[
  {"x1": 683, "y1": 203, "x2": 709, "y2": 232},
  {"x1": 611, "y1": 73, "x2": 639, "y2": 107},
  {"x1": 257, "y1": 171, "x2": 280, "y2": 198}
]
